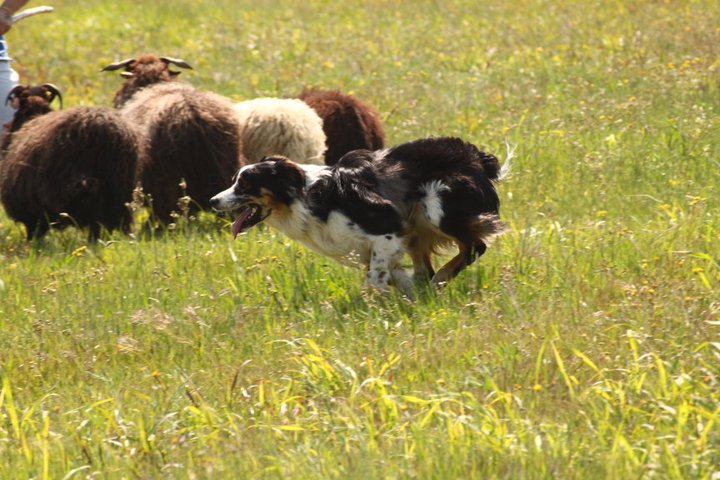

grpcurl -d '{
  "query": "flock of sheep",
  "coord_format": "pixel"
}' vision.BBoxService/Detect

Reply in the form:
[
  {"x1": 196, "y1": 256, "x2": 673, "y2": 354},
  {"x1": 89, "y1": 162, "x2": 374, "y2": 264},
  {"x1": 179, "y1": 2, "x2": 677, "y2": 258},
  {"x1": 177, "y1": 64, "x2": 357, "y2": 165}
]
[{"x1": 0, "y1": 54, "x2": 386, "y2": 240}]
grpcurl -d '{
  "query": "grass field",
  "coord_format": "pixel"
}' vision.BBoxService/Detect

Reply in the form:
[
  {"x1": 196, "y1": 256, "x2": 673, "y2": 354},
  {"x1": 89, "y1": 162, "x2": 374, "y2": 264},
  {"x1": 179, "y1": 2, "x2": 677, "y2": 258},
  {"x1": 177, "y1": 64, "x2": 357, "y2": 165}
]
[{"x1": 1, "y1": 0, "x2": 719, "y2": 478}]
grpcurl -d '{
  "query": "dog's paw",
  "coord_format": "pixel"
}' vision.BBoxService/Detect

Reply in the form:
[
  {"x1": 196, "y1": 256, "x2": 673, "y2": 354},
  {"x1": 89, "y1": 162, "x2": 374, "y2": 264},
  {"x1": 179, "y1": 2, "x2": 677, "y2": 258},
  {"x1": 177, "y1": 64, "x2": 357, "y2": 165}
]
[{"x1": 366, "y1": 268, "x2": 391, "y2": 290}]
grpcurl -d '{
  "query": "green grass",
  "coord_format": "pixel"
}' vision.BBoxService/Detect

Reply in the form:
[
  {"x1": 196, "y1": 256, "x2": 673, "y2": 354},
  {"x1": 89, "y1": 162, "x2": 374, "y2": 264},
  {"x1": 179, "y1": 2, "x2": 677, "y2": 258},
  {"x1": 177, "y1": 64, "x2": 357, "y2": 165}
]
[{"x1": 1, "y1": 0, "x2": 719, "y2": 478}]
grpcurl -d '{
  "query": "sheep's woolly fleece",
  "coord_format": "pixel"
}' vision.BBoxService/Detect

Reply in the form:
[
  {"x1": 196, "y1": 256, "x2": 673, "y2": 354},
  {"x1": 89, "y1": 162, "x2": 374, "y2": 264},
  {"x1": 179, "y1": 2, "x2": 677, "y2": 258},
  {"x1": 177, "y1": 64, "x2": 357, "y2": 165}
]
[
  {"x1": 0, "y1": 106, "x2": 139, "y2": 240},
  {"x1": 120, "y1": 82, "x2": 243, "y2": 223},
  {"x1": 297, "y1": 88, "x2": 386, "y2": 166},
  {"x1": 233, "y1": 97, "x2": 327, "y2": 165}
]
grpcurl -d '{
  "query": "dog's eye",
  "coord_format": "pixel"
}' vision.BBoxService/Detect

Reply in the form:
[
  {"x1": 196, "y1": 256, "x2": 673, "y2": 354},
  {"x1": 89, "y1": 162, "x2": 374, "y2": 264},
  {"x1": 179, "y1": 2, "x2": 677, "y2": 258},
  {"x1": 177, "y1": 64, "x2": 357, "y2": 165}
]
[{"x1": 234, "y1": 177, "x2": 250, "y2": 191}]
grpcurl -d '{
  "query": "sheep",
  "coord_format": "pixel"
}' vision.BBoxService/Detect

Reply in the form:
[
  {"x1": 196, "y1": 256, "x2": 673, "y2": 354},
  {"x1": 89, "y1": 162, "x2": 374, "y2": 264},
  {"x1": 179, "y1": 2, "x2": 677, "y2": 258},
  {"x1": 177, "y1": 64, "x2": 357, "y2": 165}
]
[
  {"x1": 0, "y1": 84, "x2": 139, "y2": 241},
  {"x1": 103, "y1": 55, "x2": 326, "y2": 165},
  {"x1": 119, "y1": 82, "x2": 244, "y2": 225},
  {"x1": 102, "y1": 55, "x2": 244, "y2": 225},
  {"x1": 297, "y1": 87, "x2": 386, "y2": 166},
  {"x1": 1, "y1": 83, "x2": 62, "y2": 149},
  {"x1": 232, "y1": 97, "x2": 326, "y2": 164},
  {"x1": 103, "y1": 54, "x2": 329, "y2": 224}
]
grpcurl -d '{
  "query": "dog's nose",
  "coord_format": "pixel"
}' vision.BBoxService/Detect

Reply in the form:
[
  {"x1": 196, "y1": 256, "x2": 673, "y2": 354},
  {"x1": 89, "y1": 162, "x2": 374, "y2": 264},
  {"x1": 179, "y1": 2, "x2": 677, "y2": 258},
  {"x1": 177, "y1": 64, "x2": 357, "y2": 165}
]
[{"x1": 209, "y1": 196, "x2": 219, "y2": 209}]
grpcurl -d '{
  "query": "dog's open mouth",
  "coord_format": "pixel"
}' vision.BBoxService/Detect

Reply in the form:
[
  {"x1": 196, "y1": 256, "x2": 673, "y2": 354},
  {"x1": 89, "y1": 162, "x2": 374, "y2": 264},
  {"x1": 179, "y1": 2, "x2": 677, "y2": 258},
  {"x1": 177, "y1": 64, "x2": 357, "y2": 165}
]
[{"x1": 231, "y1": 204, "x2": 267, "y2": 238}]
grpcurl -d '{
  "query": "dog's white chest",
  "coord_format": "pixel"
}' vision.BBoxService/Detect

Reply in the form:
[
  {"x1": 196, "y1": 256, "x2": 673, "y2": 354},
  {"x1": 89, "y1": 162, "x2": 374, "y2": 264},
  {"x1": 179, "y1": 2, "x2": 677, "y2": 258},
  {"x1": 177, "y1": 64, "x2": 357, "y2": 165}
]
[{"x1": 268, "y1": 206, "x2": 372, "y2": 264}]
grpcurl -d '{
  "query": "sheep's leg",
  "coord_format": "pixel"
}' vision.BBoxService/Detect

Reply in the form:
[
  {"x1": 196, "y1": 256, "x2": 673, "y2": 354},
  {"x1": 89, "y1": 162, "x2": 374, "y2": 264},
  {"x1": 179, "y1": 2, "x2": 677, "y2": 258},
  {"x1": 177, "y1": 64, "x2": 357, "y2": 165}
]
[
  {"x1": 366, "y1": 234, "x2": 405, "y2": 291},
  {"x1": 88, "y1": 223, "x2": 102, "y2": 243},
  {"x1": 26, "y1": 219, "x2": 49, "y2": 241},
  {"x1": 432, "y1": 239, "x2": 486, "y2": 286}
]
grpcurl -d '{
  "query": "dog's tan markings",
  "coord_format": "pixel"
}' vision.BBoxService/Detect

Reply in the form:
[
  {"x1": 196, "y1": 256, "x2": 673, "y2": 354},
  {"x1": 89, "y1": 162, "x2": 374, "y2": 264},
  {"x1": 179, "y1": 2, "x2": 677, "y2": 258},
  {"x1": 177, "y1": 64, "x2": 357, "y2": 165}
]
[
  {"x1": 403, "y1": 202, "x2": 457, "y2": 281},
  {"x1": 260, "y1": 189, "x2": 285, "y2": 211},
  {"x1": 407, "y1": 246, "x2": 434, "y2": 281},
  {"x1": 262, "y1": 190, "x2": 296, "y2": 229},
  {"x1": 432, "y1": 243, "x2": 471, "y2": 285}
]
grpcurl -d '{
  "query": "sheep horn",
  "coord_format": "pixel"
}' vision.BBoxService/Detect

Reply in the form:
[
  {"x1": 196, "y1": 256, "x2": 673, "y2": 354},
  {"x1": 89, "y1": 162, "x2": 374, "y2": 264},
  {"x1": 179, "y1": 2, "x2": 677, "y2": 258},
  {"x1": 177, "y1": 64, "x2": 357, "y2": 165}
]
[
  {"x1": 5, "y1": 84, "x2": 26, "y2": 106},
  {"x1": 40, "y1": 83, "x2": 63, "y2": 110},
  {"x1": 100, "y1": 57, "x2": 136, "y2": 72},
  {"x1": 159, "y1": 56, "x2": 193, "y2": 70}
]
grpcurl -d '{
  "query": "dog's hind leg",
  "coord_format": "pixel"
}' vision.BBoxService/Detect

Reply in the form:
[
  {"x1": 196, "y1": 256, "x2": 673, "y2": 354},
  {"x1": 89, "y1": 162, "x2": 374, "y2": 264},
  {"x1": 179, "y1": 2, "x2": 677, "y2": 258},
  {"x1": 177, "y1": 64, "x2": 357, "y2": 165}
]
[
  {"x1": 432, "y1": 213, "x2": 504, "y2": 286},
  {"x1": 409, "y1": 249, "x2": 434, "y2": 282},
  {"x1": 432, "y1": 238, "x2": 486, "y2": 286},
  {"x1": 405, "y1": 233, "x2": 436, "y2": 282}
]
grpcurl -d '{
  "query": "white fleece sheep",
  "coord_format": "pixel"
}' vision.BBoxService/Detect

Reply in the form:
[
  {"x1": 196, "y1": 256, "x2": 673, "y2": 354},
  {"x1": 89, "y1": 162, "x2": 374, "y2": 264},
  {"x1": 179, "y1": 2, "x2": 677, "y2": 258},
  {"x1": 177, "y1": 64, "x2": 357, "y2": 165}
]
[{"x1": 233, "y1": 97, "x2": 327, "y2": 165}]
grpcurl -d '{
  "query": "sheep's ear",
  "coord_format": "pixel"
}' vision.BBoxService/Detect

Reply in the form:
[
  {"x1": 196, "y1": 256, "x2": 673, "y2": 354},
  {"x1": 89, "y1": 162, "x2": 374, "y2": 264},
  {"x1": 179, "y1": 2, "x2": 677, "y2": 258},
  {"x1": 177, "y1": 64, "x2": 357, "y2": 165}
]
[
  {"x1": 5, "y1": 84, "x2": 26, "y2": 106},
  {"x1": 120, "y1": 72, "x2": 135, "y2": 78},
  {"x1": 40, "y1": 83, "x2": 63, "y2": 110},
  {"x1": 169, "y1": 70, "x2": 182, "y2": 77},
  {"x1": 101, "y1": 57, "x2": 136, "y2": 72},
  {"x1": 159, "y1": 56, "x2": 193, "y2": 70}
]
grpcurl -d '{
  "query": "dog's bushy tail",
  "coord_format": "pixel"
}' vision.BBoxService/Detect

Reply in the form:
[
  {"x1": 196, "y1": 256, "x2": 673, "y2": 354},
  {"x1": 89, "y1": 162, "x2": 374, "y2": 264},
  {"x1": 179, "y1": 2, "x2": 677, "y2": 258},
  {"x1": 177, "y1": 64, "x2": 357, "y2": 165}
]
[
  {"x1": 495, "y1": 140, "x2": 515, "y2": 182},
  {"x1": 475, "y1": 139, "x2": 514, "y2": 181},
  {"x1": 472, "y1": 213, "x2": 507, "y2": 243},
  {"x1": 478, "y1": 150, "x2": 501, "y2": 180}
]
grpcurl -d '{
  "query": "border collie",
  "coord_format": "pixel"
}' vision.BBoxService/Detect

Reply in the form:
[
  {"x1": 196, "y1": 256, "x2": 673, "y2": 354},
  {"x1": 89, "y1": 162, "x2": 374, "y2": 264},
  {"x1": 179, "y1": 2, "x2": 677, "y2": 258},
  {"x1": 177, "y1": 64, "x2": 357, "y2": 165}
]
[{"x1": 210, "y1": 136, "x2": 509, "y2": 296}]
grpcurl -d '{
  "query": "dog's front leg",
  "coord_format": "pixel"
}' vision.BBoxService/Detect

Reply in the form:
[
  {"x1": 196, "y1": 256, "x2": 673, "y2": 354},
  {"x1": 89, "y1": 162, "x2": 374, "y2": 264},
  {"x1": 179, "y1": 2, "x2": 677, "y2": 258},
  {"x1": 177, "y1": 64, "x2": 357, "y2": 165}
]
[
  {"x1": 390, "y1": 266, "x2": 415, "y2": 300},
  {"x1": 366, "y1": 234, "x2": 405, "y2": 291}
]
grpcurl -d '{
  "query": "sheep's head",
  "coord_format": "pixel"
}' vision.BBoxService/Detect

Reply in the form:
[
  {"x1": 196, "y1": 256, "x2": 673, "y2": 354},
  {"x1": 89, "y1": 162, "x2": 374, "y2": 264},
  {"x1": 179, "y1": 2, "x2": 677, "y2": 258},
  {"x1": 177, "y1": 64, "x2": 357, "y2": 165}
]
[
  {"x1": 4, "y1": 83, "x2": 62, "y2": 128},
  {"x1": 101, "y1": 54, "x2": 193, "y2": 108},
  {"x1": 6, "y1": 83, "x2": 63, "y2": 110}
]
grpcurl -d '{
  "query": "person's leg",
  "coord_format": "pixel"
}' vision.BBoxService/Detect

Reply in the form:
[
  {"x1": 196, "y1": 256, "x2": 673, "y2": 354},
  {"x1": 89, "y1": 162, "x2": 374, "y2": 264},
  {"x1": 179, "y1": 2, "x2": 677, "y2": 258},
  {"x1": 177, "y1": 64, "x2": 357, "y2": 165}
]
[{"x1": 0, "y1": 59, "x2": 19, "y2": 127}]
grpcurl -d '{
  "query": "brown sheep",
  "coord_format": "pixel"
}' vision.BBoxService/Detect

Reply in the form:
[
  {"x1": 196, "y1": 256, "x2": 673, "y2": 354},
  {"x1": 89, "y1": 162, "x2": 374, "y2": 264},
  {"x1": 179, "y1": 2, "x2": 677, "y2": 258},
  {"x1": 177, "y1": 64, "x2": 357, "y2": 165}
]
[
  {"x1": 297, "y1": 88, "x2": 386, "y2": 166},
  {"x1": 0, "y1": 85, "x2": 139, "y2": 241},
  {"x1": 102, "y1": 54, "x2": 244, "y2": 225},
  {"x1": 1, "y1": 83, "x2": 62, "y2": 150}
]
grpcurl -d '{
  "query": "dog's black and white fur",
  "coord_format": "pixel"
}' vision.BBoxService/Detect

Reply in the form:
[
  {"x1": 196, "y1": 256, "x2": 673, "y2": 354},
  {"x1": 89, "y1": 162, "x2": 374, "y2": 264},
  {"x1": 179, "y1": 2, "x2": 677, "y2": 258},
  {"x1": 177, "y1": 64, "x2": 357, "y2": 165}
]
[{"x1": 210, "y1": 136, "x2": 508, "y2": 296}]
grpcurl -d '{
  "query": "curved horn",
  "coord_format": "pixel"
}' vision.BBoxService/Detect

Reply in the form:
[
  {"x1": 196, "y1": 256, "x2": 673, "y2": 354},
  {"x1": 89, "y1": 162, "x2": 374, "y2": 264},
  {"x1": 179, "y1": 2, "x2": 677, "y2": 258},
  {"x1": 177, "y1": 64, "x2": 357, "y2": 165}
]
[
  {"x1": 100, "y1": 57, "x2": 136, "y2": 72},
  {"x1": 40, "y1": 83, "x2": 63, "y2": 110},
  {"x1": 5, "y1": 84, "x2": 26, "y2": 106},
  {"x1": 159, "y1": 56, "x2": 193, "y2": 70}
]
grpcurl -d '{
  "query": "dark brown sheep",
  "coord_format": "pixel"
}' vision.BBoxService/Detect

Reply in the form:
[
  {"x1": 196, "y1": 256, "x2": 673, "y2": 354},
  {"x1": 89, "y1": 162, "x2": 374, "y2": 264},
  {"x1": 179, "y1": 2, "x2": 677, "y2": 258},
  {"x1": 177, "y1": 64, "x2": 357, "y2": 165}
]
[
  {"x1": 297, "y1": 88, "x2": 386, "y2": 166},
  {"x1": 0, "y1": 85, "x2": 139, "y2": 241},
  {"x1": 1, "y1": 84, "x2": 62, "y2": 150},
  {"x1": 103, "y1": 54, "x2": 245, "y2": 225}
]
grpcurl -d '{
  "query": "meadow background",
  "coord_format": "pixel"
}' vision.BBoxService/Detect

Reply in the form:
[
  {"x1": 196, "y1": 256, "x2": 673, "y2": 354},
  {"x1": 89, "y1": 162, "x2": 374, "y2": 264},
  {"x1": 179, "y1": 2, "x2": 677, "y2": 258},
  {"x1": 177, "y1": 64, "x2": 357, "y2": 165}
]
[{"x1": 1, "y1": 0, "x2": 719, "y2": 478}]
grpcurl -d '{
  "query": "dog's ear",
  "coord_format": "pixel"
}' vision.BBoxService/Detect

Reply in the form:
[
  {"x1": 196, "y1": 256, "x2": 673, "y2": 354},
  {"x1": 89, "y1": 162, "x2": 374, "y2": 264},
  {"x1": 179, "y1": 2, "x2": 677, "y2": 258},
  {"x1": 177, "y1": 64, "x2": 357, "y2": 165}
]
[
  {"x1": 274, "y1": 156, "x2": 299, "y2": 169},
  {"x1": 259, "y1": 155, "x2": 285, "y2": 163},
  {"x1": 273, "y1": 157, "x2": 306, "y2": 199},
  {"x1": 275, "y1": 157, "x2": 305, "y2": 183}
]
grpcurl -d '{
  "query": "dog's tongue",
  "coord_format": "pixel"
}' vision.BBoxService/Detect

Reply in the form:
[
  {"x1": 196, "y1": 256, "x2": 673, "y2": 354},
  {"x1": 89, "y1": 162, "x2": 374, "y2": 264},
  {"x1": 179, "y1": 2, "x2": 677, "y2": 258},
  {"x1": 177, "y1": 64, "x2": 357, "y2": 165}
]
[{"x1": 231, "y1": 207, "x2": 254, "y2": 238}]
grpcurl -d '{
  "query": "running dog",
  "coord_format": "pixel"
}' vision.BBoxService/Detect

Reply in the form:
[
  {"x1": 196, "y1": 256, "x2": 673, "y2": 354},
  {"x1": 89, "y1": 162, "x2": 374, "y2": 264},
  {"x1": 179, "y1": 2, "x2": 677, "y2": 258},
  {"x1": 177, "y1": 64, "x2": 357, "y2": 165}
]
[{"x1": 210, "y1": 136, "x2": 509, "y2": 296}]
